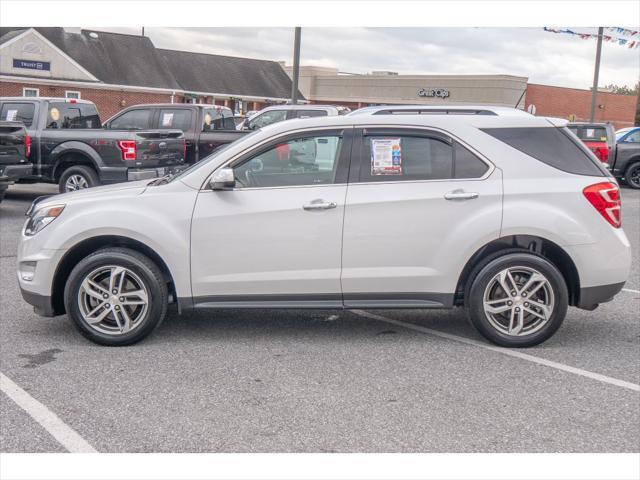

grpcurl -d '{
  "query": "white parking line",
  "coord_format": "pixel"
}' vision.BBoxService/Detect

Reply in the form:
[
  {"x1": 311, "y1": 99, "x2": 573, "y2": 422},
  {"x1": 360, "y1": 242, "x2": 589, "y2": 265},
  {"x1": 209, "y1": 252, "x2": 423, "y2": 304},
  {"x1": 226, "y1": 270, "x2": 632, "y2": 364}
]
[
  {"x1": 622, "y1": 288, "x2": 640, "y2": 294},
  {"x1": 352, "y1": 310, "x2": 640, "y2": 393},
  {"x1": 0, "y1": 372, "x2": 97, "y2": 453}
]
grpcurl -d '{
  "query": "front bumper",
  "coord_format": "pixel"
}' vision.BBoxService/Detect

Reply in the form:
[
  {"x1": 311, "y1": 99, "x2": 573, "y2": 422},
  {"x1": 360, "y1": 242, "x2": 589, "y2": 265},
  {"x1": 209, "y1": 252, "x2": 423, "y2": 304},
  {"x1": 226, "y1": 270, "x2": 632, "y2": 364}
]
[{"x1": 20, "y1": 287, "x2": 56, "y2": 317}]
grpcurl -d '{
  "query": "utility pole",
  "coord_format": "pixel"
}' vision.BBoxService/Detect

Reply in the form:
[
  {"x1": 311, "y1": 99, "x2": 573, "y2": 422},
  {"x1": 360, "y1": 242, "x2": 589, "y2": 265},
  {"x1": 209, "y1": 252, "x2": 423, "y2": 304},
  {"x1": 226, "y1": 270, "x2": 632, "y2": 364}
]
[
  {"x1": 590, "y1": 27, "x2": 604, "y2": 122},
  {"x1": 141, "y1": 27, "x2": 145, "y2": 37},
  {"x1": 291, "y1": 27, "x2": 301, "y2": 105}
]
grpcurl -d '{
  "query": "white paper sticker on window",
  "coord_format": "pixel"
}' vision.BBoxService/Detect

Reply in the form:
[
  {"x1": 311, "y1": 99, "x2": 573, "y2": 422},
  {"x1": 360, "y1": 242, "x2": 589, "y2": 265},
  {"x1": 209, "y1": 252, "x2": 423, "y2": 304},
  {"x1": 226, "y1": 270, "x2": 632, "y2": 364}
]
[
  {"x1": 162, "y1": 113, "x2": 174, "y2": 127},
  {"x1": 5, "y1": 109, "x2": 18, "y2": 121},
  {"x1": 586, "y1": 128, "x2": 595, "y2": 138},
  {"x1": 371, "y1": 138, "x2": 402, "y2": 175}
]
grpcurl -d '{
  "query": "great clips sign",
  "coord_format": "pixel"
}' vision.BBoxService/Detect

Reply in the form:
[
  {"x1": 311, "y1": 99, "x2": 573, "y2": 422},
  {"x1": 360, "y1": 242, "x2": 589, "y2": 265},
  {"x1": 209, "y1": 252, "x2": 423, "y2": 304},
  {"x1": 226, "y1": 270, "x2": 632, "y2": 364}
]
[
  {"x1": 418, "y1": 88, "x2": 450, "y2": 99},
  {"x1": 13, "y1": 58, "x2": 51, "y2": 71}
]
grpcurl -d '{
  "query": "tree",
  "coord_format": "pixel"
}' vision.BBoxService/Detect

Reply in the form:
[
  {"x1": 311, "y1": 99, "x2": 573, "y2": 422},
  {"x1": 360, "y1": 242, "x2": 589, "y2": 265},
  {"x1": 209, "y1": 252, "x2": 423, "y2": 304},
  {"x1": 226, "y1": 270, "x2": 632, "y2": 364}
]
[{"x1": 603, "y1": 82, "x2": 639, "y2": 96}]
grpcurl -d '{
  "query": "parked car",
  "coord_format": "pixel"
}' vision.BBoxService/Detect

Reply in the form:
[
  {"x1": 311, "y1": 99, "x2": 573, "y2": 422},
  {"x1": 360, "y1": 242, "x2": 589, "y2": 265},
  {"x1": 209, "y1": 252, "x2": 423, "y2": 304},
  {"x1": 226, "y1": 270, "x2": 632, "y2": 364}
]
[
  {"x1": 0, "y1": 121, "x2": 32, "y2": 202},
  {"x1": 242, "y1": 104, "x2": 350, "y2": 130},
  {"x1": 567, "y1": 122, "x2": 615, "y2": 165},
  {"x1": 0, "y1": 97, "x2": 186, "y2": 193},
  {"x1": 611, "y1": 127, "x2": 640, "y2": 189},
  {"x1": 18, "y1": 111, "x2": 630, "y2": 347},
  {"x1": 105, "y1": 103, "x2": 244, "y2": 164}
]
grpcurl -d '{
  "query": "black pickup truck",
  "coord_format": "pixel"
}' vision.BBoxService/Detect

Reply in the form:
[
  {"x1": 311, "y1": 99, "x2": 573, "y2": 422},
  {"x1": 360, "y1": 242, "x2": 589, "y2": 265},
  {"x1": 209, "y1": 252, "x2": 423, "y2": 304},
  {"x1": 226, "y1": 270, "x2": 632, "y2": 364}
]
[
  {"x1": 0, "y1": 97, "x2": 186, "y2": 193},
  {"x1": 0, "y1": 121, "x2": 32, "y2": 202},
  {"x1": 611, "y1": 127, "x2": 640, "y2": 189},
  {"x1": 104, "y1": 103, "x2": 246, "y2": 164}
]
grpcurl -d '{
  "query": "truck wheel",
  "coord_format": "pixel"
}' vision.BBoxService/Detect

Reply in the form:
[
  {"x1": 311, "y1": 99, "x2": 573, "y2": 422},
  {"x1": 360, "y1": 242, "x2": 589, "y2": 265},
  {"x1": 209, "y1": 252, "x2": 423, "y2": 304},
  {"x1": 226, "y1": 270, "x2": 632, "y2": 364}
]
[
  {"x1": 624, "y1": 162, "x2": 640, "y2": 189},
  {"x1": 64, "y1": 247, "x2": 168, "y2": 346},
  {"x1": 467, "y1": 252, "x2": 568, "y2": 348},
  {"x1": 58, "y1": 165, "x2": 99, "y2": 193}
]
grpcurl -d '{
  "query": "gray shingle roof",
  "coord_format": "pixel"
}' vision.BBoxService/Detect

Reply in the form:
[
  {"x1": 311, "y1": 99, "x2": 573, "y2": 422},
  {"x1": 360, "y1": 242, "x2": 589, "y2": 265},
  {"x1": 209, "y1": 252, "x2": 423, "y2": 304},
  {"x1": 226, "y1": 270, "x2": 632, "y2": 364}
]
[
  {"x1": 1, "y1": 27, "x2": 300, "y2": 99},
  {"x1": 158, "y1": 48, "x2": 301, "y2": 100}
]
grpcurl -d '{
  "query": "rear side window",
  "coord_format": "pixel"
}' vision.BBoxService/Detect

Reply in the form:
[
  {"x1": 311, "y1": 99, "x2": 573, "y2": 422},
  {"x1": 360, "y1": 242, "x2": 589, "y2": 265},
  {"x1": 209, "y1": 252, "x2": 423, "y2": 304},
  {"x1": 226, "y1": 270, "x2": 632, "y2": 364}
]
[
  {"x1": 363, "y1": 135, "x2": 453, "y2": 181},
  {"x1": 109, "y1": 109, "x2": 151, "y2": 130},
  {"x1": 454, "y1": 143, "x2": 489, "y2": 178},
  {"x1": 159, "y1": 109, "x2": 192, "y2": 131},
  {"x1": 294, "y1": 110, "x2": 328, "y2": 119},
  {"x1": 46, "y1": 102, "x2": 101, "y2": 129},
  {"x1": 202, "y1": 108, "x2": 236, "y2": 131},
  {"x1": 482, "y1": 127, "x2": 605, "y2": 177},
  {"x1": 0, "y1": 103, "x2": 35, "y2": 127}
]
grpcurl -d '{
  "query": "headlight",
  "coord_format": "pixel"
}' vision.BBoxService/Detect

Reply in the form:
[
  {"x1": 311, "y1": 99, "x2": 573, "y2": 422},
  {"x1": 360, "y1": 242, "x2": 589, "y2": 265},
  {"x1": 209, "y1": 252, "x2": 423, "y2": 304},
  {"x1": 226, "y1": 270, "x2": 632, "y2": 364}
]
[{"x1": 24, "y1": 204, "x2": 65, "y2": 236}]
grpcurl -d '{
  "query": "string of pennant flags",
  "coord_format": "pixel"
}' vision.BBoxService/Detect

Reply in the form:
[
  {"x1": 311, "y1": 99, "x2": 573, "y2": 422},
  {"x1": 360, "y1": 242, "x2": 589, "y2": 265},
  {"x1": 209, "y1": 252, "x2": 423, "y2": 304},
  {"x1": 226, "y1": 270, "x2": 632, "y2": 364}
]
[{"x1": 543, "y1": 27, "x2": 640, "y2": 49}]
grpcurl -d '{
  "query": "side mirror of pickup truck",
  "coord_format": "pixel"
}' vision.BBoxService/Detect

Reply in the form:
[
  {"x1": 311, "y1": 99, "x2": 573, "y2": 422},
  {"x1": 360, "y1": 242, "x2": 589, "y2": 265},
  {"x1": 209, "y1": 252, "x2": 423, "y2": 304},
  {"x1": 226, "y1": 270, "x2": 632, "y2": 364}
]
[{"x1": 210, "y1": 167, "x2": 236, "y2": 190}]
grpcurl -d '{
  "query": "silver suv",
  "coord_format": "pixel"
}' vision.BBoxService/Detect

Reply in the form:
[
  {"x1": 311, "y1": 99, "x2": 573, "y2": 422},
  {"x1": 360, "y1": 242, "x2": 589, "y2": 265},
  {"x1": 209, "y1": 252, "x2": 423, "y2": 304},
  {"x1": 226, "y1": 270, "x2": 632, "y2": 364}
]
[
  {"x1": 243, "y1": 104, "x2": 350, "y2": 130},
  {"x1": 17, "y1": 110, "x2": 631, "y2": 347}
]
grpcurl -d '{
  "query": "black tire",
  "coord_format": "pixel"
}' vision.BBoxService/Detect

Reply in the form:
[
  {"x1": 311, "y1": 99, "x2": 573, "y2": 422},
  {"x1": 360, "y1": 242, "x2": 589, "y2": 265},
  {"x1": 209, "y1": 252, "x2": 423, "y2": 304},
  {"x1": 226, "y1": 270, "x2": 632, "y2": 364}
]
[
  {"x1": 64, "y1": 247, "x2": 168, "y2": 346},
  {"x1": 58, "y1": 165, "x2": 100, "y2": 193},
  {"x1": 467, "y1": 252, "x2": 568, "y2": 347},
  {"x1": 624, "y1": 162, "x2": 640, "y2": 189}
]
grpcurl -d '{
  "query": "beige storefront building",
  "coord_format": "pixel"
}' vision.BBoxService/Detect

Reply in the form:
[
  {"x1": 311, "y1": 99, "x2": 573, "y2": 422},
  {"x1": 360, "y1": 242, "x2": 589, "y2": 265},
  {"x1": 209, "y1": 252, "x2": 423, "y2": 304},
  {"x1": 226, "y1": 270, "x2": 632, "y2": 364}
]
[{"x1": 283, "y1": 65, "x2": 528, "y2": 109}]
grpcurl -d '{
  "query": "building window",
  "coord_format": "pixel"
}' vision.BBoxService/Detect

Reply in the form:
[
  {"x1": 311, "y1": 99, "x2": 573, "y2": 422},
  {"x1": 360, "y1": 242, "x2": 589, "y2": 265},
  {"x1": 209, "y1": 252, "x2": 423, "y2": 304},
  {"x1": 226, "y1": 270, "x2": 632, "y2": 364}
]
[
  {"x1": 65, "y1": 91, "x2": 81, "y2": 100},
  {"x1": 23, "y1": 87, "x2": 39, "y2": 97}
]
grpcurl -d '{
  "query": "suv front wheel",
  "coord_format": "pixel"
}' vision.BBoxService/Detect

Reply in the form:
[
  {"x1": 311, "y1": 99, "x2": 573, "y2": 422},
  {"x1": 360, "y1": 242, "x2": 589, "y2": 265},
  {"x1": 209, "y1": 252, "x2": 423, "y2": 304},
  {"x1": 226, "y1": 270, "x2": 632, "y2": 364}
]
[
  {"x1": 64, "y1": 247, "x2": 168, "y2": 346},
  {"x1": 467, "y1": 252, "x2": 568, "y2": 347}
]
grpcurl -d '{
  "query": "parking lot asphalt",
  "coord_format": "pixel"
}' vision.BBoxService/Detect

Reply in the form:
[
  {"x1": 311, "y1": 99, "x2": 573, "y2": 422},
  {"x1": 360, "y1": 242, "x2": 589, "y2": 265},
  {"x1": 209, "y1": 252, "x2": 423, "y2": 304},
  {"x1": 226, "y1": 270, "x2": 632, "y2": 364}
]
[{"x1": 1, "y1": 183, "x2": 638, "y2": 453}]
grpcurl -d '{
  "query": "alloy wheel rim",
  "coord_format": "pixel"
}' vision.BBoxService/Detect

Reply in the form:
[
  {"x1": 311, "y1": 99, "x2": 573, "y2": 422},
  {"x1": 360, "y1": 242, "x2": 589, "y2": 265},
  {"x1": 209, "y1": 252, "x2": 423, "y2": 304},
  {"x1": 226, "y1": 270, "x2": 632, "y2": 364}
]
[
  {"x1": 65, "y1": 174, "x2": 89, "y2": 191},
  {"x1": 483, "y1": 266, "x2": 555, "y2": 337},
  {"x1": 629, "y1": 165, "x2": 640, "y2": 188},
  {"x1": 77, "y1": 265, "x2": 149, "y2": 336}
]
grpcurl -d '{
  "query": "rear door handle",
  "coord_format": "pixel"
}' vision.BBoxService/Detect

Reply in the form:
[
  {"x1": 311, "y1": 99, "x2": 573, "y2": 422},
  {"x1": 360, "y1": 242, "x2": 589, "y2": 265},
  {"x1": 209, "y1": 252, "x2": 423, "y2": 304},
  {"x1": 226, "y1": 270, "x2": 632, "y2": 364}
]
[
  {"x1": 303, "y1": 199, "x2": 337, "y2": 211},
  {"x1": 444, "y1": 190, "x2": 479, "y2": 200}
]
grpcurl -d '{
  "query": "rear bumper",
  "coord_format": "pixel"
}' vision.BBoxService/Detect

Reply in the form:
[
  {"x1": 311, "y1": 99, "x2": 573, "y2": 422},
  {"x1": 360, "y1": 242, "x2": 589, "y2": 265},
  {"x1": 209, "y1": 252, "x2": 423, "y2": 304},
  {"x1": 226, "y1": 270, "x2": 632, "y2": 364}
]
[
  {"x1": 99, "y1": 165, "x2": 187, "y2": 184},
  {"x1": 0, "y1": 163, "x2": 33, "y2": 184},
  {"x1": 577, "y1": 282, "x2": 626, "y2": 310}
]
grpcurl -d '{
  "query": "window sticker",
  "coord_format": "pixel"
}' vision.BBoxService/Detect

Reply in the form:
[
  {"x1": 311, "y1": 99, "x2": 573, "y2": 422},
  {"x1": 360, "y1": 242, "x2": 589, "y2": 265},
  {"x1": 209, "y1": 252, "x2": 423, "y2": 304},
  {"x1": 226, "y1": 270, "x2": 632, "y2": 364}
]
[
  {"x1": 586, "y1": 128, "x2": 595, "y2": 138},
  {"x1": 162, "y1": 113, "x2": 174, "y2": 127},
  {"x1": 5, "y1": 109, "x2": 18, "y2": 121},
  {"x1": 49, "y1": 107, "x2": 60, "y2": 121},
  {"x1": 371, "y1": 138, "x2": 402, "y2": 175},
  {"x1": 204, "y1": 113, "x2": 212, "y2": 126}
]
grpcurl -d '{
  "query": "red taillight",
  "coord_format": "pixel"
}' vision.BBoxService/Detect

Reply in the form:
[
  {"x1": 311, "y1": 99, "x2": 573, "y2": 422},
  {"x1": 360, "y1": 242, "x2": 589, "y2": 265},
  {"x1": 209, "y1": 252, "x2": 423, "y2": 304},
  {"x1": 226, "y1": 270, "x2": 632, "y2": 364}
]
[
  {"x1": 182, "y1": 138, "x2": 187, "y2": 160},
  {"x1": 593, "y1": 146, "x2": 609, "y2": 163},
  {"x1": 583, "y1": 182, "x2": 621, "y2": 228},
  {"x1": 117, "y1": 140, "x2": 137, "y2": 161},
  {"x1": 24, "y1": 134, "x2": 31, "y2": 158}
]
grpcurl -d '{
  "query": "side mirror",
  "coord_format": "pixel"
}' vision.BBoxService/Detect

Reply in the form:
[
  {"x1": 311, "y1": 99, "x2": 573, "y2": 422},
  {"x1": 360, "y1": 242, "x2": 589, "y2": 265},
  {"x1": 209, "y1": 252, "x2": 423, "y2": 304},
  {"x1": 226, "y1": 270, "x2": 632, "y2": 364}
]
[{"x1": 209, "y1": 167, "x2": 235, "y2": 190}]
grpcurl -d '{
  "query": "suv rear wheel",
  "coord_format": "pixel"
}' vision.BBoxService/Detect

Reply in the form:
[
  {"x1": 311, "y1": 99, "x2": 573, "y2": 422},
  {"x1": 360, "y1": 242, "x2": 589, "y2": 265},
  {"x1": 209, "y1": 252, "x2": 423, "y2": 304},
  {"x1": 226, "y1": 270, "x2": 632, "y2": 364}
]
[
  {"x1": 467, "y1": 252, "x2": 568, "y2": 347},
  {"x1": 58, "y1": 165, "x2": 99, "y2": 193},
  {"x1": 64, "y1": 247, "x2": 168, "y2": 346}
]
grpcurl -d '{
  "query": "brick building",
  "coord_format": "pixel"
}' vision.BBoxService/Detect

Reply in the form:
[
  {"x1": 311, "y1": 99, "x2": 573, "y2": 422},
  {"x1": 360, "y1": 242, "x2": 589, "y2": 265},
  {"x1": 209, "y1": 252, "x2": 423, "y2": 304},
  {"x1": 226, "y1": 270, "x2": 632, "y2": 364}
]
[{"x1": 0, "y1": 27, "x2": 301, "y2": 119}]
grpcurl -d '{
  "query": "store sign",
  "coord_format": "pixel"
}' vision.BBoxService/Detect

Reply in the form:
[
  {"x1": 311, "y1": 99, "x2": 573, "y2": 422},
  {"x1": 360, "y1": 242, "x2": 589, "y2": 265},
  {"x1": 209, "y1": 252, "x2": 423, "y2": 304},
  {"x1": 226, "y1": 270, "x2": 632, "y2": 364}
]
[
  {"x1": 418, "y1": 88, "x2": 450, "y2": 99},
  {"x1": 13, "y1": 58, "x2": 50, "y2": 71}
]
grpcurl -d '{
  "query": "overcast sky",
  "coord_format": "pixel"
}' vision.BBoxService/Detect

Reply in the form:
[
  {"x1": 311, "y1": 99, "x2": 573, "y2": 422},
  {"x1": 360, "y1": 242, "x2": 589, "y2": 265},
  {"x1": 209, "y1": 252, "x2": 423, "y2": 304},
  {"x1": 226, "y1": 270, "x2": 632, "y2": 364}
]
[{"x1": 96, "y1": 27, "x2": 639, "y2": 89}]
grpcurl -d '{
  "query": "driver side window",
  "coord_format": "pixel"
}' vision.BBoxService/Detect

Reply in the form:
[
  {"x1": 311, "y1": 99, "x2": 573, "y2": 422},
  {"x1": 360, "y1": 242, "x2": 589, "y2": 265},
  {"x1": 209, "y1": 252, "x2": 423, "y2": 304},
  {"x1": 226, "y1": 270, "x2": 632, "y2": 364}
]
[
  {"x1": 233, "y1": 135, "x2": 342, "y2": 188},
  {"x1": 249, "y1": 110, "x2": 288, "y2": 129}
]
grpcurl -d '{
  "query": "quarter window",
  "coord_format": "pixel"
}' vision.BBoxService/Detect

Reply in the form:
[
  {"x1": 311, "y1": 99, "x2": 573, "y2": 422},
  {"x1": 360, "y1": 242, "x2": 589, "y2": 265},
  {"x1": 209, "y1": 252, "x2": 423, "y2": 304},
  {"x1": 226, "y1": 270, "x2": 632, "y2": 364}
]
[
  {"x1": 109, "y1": 109, "x2": 151, "y2": 130},
  {"x1": 454, "y1": 142, "x2": 489, "y2": 178},
  {"x1": 233, "y1": 135, "x2": 342, "y2": 188},
  {"x1": 0, "y1": 103, "x2": 35, "y2": 127}
]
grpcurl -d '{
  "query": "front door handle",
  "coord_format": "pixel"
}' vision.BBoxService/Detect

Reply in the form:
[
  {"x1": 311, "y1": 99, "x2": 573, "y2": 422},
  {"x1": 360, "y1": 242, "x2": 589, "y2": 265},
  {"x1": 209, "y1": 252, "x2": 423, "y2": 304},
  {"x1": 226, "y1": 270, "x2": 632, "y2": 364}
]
[
  {"x1": 303, "y1": 199, "x2": 337, "y2": 211},
  {"x1": 444, "y1": 190, "x2": 479, "y2": 201}
]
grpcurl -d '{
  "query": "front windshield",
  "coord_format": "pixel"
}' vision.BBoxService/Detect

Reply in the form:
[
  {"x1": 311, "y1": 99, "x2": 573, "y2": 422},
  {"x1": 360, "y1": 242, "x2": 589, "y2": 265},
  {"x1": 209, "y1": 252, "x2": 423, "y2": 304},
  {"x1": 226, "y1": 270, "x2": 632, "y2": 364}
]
[
  {"x1": 615, "y1": 129, "x2": 632, "y2": 142},
  {"x1": 168, "y1": 129, "x2": 262, "y2": 183}
]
